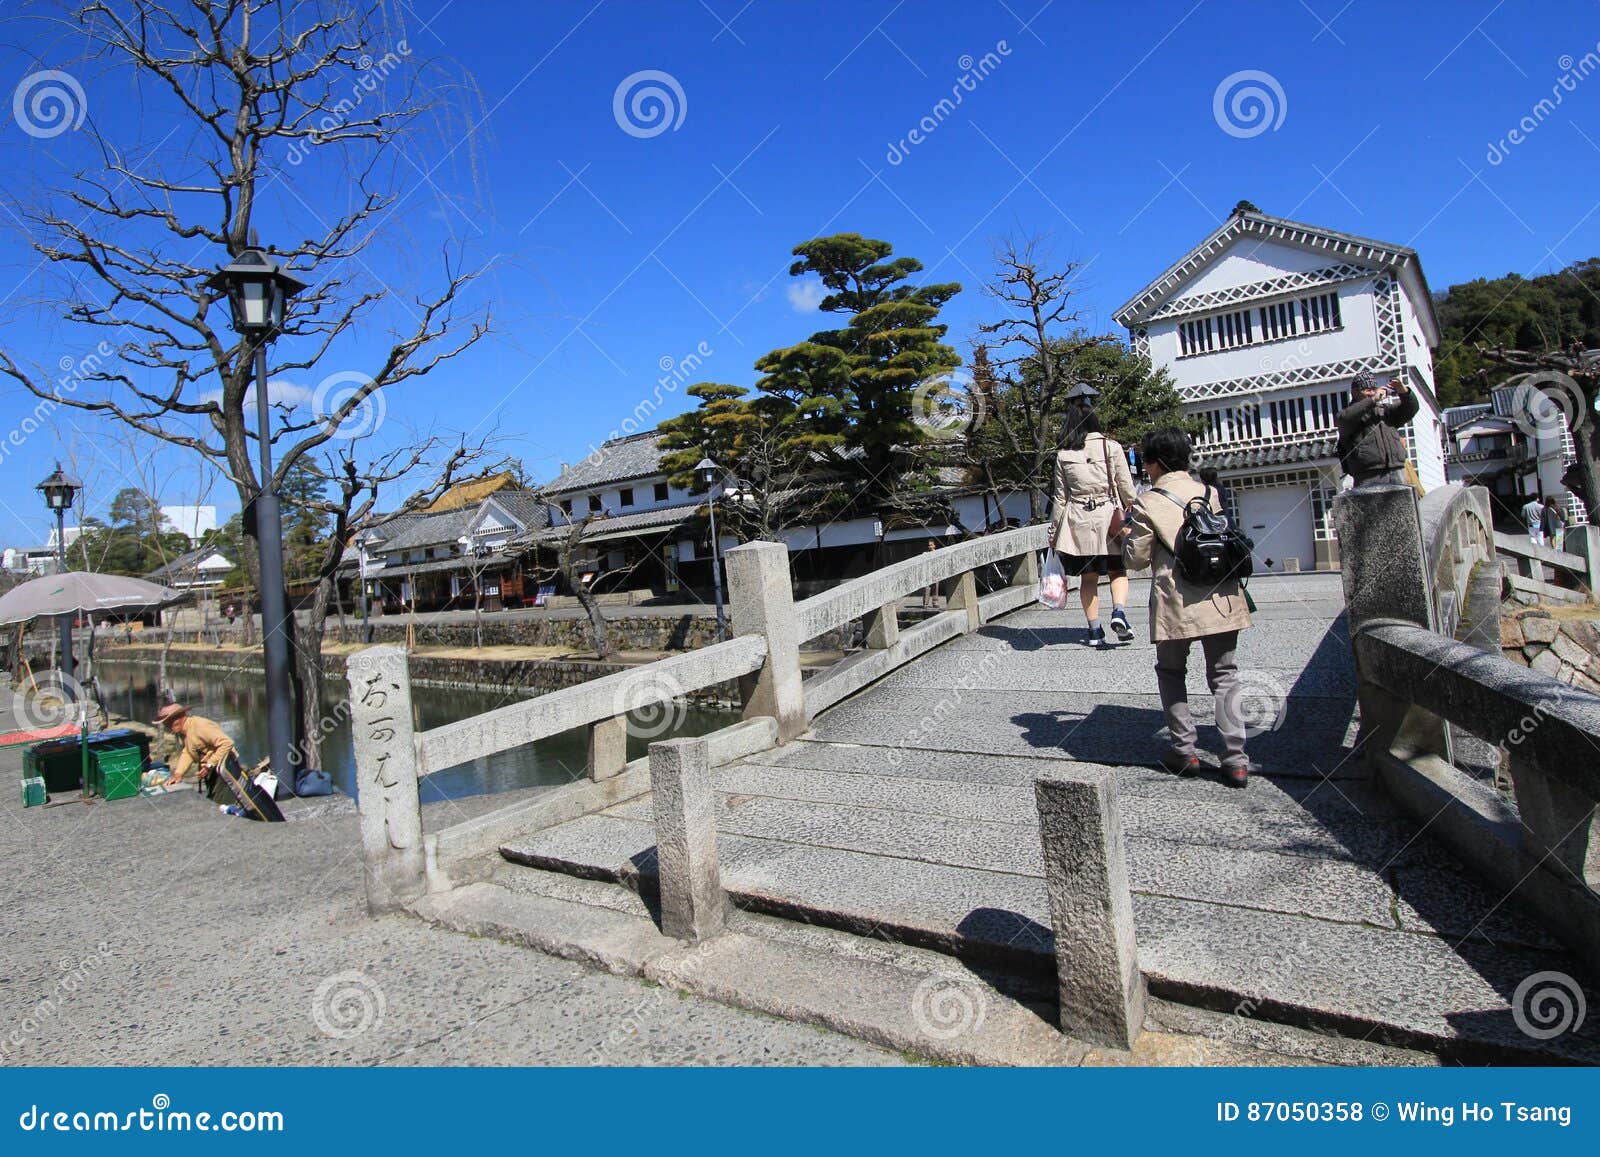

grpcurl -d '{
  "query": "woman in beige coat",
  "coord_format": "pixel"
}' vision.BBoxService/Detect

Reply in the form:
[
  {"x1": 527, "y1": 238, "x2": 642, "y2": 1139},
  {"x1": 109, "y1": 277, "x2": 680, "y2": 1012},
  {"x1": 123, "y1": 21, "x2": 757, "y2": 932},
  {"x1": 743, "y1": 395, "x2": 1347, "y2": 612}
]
[
  {"x1": 1047, "y1": 411, "x2": 1137, "y2": 647},
  {"x1": 1120, "y1": 427, "x2": 1255, "y2": 786}
]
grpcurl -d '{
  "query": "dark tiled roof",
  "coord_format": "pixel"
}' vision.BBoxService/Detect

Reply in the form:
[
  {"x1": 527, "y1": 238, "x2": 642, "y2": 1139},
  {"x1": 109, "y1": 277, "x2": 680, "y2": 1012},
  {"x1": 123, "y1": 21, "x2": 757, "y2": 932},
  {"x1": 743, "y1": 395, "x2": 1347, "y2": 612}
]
[
  {"x1": 514, "y1": 503, "x2": 697, "y2": 548},
  {"x1": 545, "y1": 432, "x2": 667, "y2": 494},
  {"x1": 481, "y1": 490, "x2": 553, "y2": 531},
  {"x1": 1196, "y1": 436, "x2": 1337, "y2": 472},
  {"x1": 145, "y1": 546, "x2": 232, "y2": 582},
  {"x1": 370, "y1": 508, "x2": 476, "y2": 552}
]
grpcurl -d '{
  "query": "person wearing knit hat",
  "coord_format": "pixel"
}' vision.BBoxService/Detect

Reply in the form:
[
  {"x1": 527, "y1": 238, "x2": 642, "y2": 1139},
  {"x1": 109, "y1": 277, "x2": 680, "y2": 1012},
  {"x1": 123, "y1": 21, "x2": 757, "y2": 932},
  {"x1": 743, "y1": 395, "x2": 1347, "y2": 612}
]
[{"x1": 1336, "y1": 369, "x2": 1418, "y2": 487}]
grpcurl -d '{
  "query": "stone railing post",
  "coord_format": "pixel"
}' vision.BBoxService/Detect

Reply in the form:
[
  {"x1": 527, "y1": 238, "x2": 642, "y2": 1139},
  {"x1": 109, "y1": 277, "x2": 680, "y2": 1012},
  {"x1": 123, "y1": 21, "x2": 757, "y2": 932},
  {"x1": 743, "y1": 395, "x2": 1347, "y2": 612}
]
[
  {"x1": 725, "y1": 540, "x2": 806, "y2": 740},
  {"x1": 945, "y1": 569, "x2": 981, "y2": 632},
  {"x1": 1011, "y1": 548, "x2": 1041, "y2": 591},
  {"x1": 865, "y1": 600, "x2": 900, "y2": 649},
  {"x1": 650, "y1": 737, "x2": 728, "y2": 942},
  {"x1": 348, "y1": 646, "x2": 426, "y2": 913},
  {"x1": 1565, "y1": 524, "x2": 1600, "y2": 595},
  {"x1": 1507, "y1": 750, "x2": 1600, "y2": 890},
  {"x1": 587, "y1": 714, "x2": 628, "y2": 780},
  {"x1": 1034, "y1": 766, "x2": 1145, "y2": 1051},
  {"x1": 1333, "y1": 483, "x2": 1449, "y2": 764}
]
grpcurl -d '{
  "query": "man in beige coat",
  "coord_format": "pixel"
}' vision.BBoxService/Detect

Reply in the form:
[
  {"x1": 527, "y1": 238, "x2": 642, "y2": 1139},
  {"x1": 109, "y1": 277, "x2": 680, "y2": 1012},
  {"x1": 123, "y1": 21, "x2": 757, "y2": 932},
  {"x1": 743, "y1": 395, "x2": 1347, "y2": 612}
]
[{"x1": 1120, "y1": 428, "x2": 1255, "y2": 786}]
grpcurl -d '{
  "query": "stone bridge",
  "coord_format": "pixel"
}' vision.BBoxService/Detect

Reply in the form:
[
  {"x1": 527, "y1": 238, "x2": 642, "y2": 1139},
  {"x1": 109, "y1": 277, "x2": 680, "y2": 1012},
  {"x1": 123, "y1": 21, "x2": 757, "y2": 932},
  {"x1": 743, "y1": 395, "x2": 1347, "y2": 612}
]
[{"x1": 351, "y1": 484, "x2": 1600, "y2": 1065}]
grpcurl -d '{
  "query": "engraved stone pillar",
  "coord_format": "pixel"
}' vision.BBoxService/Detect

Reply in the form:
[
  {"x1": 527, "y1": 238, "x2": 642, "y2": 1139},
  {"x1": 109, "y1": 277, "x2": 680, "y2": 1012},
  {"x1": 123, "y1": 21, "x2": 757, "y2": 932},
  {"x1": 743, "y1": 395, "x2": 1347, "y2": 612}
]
[{"x1": 348, "y1": 646, "x2": 426, "y2": 913}]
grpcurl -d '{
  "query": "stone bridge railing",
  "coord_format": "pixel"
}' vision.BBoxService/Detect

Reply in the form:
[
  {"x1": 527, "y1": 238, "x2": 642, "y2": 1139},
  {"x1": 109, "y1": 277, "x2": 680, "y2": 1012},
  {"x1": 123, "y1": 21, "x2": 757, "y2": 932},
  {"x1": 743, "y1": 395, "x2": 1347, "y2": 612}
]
[
  {"x1": 348, "y1": 525, "x2": 1047, "y2": 914},
  {"x1": 1336, "y1": 483, "x2": 1600, "y2": 974},
  {"x1": 1495, "y1": 527, "x2": 1600, "y2": 607}
]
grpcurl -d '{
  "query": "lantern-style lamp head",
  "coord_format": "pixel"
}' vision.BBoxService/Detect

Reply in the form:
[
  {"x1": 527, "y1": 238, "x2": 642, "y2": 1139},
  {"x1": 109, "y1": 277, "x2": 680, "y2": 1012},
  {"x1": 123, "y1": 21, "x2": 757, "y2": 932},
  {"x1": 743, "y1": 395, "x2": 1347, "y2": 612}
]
[
  {"x1": 696, "y1": 457, "x2": 719, "y2": 489},
  {"x1": 1064, "y1": 381, "x2": 1100, "y2": 405},
  {"x1": 36, "y1": 462, "x2": 81, "y2": 513},
  {"x1": 205, "y1": 248, "x2": 307, "y2": 337}
]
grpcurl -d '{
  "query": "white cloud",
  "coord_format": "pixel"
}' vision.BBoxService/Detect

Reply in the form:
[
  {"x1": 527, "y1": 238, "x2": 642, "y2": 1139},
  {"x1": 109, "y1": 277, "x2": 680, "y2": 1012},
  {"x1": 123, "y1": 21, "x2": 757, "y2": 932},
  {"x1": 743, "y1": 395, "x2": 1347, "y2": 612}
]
[
  {"x1": 786, "y1": 279, "x2": 825, "y2": 314},
  {"x1": 197, "y1": 378, "x2": 316, "y2": 408}
]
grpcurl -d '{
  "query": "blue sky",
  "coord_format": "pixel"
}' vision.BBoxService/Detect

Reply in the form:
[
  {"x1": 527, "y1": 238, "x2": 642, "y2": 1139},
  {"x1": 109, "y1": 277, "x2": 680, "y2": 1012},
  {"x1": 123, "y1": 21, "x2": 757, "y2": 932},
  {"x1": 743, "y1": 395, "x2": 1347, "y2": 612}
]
[{"x1": 1, "y1": 0, "x2": 1598, "y2": 548}]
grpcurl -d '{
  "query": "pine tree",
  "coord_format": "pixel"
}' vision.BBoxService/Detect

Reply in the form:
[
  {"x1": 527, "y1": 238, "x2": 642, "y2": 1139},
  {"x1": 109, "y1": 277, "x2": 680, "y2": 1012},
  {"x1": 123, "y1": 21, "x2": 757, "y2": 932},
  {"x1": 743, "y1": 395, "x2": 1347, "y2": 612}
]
[{"x1": 755, "y1": 234, "x2": 960, "y2": 502}]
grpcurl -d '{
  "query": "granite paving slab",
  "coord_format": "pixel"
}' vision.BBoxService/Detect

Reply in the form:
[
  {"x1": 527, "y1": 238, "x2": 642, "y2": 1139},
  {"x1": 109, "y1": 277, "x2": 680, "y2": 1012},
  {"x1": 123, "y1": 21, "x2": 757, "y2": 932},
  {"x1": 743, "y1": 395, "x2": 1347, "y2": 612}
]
[
  {"x1": 604, "y1": 789, "x2": 1402, "y2": 927},
  {"x1": 708, "y1": 760, "x2": 1446, "y2": 874}
]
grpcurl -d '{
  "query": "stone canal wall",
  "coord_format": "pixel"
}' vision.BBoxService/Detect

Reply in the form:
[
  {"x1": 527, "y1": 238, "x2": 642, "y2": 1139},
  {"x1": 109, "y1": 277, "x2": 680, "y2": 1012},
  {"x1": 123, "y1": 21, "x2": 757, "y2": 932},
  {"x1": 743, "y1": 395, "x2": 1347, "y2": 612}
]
[
  {"x1": 94, "y1": 645, "x2": 745, "y2": 706},
  {"x1": 1498, "y1": 608, "x2": 1600, "y2": 695}
]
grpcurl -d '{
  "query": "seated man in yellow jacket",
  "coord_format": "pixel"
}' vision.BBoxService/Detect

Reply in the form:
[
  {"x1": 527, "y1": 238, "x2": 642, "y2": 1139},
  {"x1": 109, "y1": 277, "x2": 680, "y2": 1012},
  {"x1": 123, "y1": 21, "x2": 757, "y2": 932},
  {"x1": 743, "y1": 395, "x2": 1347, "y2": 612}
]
[{"x1": 154, "y1": 702, "x2": 238, "y2": 788}]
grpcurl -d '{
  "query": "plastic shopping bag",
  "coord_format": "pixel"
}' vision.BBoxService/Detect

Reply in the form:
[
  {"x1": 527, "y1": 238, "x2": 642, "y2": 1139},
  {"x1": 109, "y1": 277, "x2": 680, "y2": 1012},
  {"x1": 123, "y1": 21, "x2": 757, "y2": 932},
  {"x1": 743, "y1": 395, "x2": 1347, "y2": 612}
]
[{"x1": 1040, "y1": 551, "x2": 1069, "y2": 610}]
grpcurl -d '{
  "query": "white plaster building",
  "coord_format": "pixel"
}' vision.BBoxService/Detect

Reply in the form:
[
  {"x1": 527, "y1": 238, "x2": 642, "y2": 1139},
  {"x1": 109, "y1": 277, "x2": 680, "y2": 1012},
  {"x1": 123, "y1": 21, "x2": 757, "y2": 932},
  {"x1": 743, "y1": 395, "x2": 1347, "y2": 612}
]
[{"x1": 1114, "y1": 209, "x2": 1446, "y2": 572}]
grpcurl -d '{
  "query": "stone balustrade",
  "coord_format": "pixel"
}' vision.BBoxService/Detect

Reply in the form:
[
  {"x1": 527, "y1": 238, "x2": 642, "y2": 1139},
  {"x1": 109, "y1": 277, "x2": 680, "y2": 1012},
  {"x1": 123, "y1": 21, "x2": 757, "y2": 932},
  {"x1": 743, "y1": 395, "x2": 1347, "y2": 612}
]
[
  {"x1": 351, "y1": 526, "x2": 1051, "y2": 918},
  {"x1": 1336, "y1": 482, "x2": 1600, "y2": 974}
]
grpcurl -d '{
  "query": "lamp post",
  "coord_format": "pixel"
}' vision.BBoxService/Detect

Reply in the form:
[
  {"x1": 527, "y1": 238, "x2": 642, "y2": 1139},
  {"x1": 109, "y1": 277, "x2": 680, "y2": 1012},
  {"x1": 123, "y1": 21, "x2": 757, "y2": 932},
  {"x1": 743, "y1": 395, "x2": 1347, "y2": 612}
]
[
  {"x1": 206, "y1": 248, "x2": 307, "y2": 788},
  {"x1": 35, "y1": 463, "x2": 81, "y2": 696},
  {"x1": 357, "y1": 530, "x2": 380, "y2": 645},
  {"x1": 696, "y1": 457, "x2": 727, "y2": 641}
]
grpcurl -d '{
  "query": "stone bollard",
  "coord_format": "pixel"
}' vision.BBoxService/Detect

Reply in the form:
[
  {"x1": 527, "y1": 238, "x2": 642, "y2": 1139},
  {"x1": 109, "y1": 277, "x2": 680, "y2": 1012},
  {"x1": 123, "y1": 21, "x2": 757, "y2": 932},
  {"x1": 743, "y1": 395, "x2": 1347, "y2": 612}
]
[
  {"x1": 650, "y1": 737, "x2": 728, "y2": 942},
  {"x1": 725, "y1": 540, "x2": 806, "y2": 740},
  {"x1": 348, "y1": 646, "x2": 427, "y2": 914},
  {"x1": 1333, "y1": 483, "x2": 1449, "y2": 764},
  {"x1": 1033, "y1": 766, "x2": 1145, "y2": 1051},
  {"x1": 1565, "y1": 524, "x2": 1600, "y2": 596}
]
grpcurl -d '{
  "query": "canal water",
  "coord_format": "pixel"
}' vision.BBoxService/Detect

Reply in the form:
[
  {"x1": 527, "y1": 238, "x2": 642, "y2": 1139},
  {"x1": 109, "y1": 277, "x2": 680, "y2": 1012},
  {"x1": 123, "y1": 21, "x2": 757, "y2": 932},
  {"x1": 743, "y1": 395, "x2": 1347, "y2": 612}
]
[{"x1": 92, "y1": 660, "x2": 737, "y2": 803}]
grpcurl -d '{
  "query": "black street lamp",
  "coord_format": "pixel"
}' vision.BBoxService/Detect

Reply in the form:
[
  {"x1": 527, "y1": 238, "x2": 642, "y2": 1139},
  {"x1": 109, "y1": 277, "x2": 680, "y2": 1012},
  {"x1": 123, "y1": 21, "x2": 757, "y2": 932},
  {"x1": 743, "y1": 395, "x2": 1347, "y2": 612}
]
[
  {"x1": 696, "y1": 457, "x2": 727, "y2": 641},
  {"x1": 36, "y1": 462, "x2": 81, "y2": 696},
  {"x1": 206, "y1": 248, "x2": 307, "y2": 790}
]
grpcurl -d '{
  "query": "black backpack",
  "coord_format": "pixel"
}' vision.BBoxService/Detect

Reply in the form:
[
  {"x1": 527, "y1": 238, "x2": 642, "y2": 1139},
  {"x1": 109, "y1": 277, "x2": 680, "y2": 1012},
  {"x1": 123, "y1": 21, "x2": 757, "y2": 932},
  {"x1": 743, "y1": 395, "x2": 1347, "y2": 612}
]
[{"x1": 1151, "y1": 486, "x2": 1254, "y2": 587}]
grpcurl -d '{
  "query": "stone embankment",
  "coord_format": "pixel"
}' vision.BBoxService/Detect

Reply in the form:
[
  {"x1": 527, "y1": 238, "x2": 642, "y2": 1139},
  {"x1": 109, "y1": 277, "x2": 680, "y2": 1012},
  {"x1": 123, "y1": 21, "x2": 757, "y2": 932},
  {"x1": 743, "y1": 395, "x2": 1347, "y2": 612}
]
[
  {"x1": 1499, "y1": 607, "x2": 1600, "y2": 695},
  {"x1": 94, "y1": 644, "x2": 746, "y2": 705}
]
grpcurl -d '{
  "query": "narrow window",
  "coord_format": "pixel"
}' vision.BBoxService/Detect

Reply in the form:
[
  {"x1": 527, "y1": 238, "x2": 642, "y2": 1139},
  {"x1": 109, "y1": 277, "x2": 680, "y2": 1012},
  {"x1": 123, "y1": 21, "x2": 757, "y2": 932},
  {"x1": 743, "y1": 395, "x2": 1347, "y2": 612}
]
[
  {"x1": 654, "y1": 482, "x2": 669, "y2": 502},
  {"x1": 619, "y1": 487, "x2": 634, "y2": 507},
  {"x1": 588, "y1": 494, "x2": 602, "y2": 513}
]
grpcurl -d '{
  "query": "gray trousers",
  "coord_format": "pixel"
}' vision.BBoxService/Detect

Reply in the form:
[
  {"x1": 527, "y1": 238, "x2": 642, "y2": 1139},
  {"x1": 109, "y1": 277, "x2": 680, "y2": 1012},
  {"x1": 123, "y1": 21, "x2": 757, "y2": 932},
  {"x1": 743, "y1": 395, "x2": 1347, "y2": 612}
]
[{"x1": 1154, "y1": 630, "x2": 1246, "y2": 768}]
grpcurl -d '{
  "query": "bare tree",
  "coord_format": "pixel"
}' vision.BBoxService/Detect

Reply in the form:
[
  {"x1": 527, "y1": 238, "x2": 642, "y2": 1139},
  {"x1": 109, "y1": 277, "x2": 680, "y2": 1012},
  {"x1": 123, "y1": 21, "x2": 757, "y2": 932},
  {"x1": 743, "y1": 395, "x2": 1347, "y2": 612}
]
[
  {"x1": 287, "y1": 436, "x2": 498, "y2": 770},
  {"x1": 972, "y1": 237, "x2": 1104, "y2": 520},
  {"x1": 0, "y1": 1, "x2": 490, "y2": 758}
]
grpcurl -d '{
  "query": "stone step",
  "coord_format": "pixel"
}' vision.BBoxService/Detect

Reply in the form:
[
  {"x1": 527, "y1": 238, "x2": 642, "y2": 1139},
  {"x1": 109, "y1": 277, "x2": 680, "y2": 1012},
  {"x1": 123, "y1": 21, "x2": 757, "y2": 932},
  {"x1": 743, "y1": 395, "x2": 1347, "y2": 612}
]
[
  {"x1": 415, "y1": 879, "x2": 1086, "y2": 1065},
  {"x1": 501, "y1": 814, "x2": 1600, "y2": 1063}
]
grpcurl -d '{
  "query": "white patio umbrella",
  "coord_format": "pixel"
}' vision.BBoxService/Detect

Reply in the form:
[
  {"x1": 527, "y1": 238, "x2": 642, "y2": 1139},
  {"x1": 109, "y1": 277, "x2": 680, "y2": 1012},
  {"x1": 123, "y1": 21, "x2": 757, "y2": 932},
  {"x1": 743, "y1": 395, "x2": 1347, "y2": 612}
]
[
  {"x1": 0, "y1": 571, "x2": 185, "y2": 625},
  {"x1": 1, "y1": 572, "x2": 187, "y2": 796}
]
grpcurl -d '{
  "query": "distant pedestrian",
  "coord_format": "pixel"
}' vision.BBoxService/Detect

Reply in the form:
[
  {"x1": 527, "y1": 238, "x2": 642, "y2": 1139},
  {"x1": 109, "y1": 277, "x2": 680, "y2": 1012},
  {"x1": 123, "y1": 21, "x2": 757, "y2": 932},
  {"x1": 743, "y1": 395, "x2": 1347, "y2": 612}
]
[
  {"x1": 1523, "y1": 495, "x2": 1548, "y2": 547},
  {"x1": 922, "y1": 539, "x2": 938, "y2": 608},
  {"x1": 1121, "y1": 427, "x2": 1255, "y2": 787},
  {"x1": 1543, "y1": 496, "x2": 1568, "y2": 552},
  {"x1": 1337, "y1": 371, "x2": 1418, "y2": 487},
  {"x1": 1048, "y1": 401, "x2": 1137, "y2": 648}
]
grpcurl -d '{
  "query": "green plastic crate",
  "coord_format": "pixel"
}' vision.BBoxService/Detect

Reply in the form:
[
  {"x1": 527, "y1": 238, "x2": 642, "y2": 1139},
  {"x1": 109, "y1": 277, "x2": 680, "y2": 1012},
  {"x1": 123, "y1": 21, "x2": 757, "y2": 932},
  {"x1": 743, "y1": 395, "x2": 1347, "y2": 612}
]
[
  {"x1": 23, "y1": 743, "x2": 84, "y2": 793},
  {"x1": 101, "y1": 767, "x2": 141, "y2": 801},
  {"x1": 94, "y1": 746, "x2": 143, "y2": 801},
  {"x1": 22, "y1": 776, "x2": 45, "y2": 807}
]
